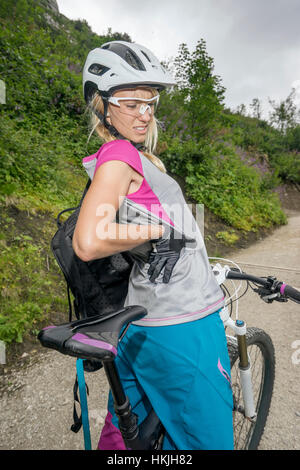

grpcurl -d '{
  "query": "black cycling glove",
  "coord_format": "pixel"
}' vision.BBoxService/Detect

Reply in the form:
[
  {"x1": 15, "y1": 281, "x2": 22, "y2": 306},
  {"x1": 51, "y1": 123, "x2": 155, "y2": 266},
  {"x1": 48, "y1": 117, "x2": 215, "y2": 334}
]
[{"x1": 147, "y1": 225, "x2": 195, "y2": 284}]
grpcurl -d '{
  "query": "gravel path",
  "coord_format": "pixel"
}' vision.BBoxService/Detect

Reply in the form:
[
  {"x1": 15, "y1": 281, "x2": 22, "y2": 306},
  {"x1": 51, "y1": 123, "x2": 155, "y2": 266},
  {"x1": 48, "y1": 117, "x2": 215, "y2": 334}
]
[{"x1": 0, "y1": 211, "x2": 299, "y2": 450}]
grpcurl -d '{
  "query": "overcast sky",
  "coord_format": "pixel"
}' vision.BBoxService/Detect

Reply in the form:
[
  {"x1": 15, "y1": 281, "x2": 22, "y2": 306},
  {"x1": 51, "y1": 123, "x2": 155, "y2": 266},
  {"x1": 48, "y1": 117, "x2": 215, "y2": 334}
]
[{"x1": 56, "y1": 0, "x2": 300, "y2": 118}]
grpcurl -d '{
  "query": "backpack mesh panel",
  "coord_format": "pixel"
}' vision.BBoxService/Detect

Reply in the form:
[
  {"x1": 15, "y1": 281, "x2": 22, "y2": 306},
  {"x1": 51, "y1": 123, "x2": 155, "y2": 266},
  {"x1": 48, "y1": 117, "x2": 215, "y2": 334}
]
[{"x1": 51, "y1": 194, "x2": 133, "y2": 319}]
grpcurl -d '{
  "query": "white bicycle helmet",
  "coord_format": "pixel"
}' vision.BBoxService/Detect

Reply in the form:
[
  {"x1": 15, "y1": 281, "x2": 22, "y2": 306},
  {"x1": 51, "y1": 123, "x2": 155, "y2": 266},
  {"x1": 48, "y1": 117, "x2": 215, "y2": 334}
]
[{"x1": 83, "y1": 40, "x2": 176, "y2": 103}]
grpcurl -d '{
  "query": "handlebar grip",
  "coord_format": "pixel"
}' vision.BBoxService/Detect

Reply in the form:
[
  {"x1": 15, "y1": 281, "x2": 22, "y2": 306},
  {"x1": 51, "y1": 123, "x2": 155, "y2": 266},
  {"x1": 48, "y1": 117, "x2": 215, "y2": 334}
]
[{"x1": 280, "y1": 283, "x2": 300, "y2": 303}]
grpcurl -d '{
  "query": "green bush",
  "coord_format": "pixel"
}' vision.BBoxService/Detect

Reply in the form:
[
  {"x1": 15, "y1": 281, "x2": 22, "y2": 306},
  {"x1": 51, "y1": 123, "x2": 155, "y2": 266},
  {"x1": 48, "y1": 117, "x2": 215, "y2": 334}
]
[
  {"x1": 286, "y1": 125, "x2": 300, "y2": 152},
  {"x1": 0, "y1": 233, "x2": 66, "y2": 343},
  {"x1": 160, "y1": 139, "x2": 286, "y2": 231},
  {"x1": 0, "y1": 113, "x2": 95, "y2": 212},
  {"x1": 270, "y1": 151, "x2": 300, "y2": 184}
]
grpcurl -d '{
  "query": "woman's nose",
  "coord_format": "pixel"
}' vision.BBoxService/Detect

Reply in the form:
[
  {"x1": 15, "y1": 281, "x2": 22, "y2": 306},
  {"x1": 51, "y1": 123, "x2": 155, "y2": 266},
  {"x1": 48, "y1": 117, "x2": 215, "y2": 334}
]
[{"x1": 138, "y1": 106, "x2": 152, "y2": 122}]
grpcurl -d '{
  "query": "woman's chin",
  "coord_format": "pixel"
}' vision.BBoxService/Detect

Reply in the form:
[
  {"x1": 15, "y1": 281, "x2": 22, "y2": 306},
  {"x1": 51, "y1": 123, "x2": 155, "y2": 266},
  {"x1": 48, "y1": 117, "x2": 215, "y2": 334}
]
[{"x1": 129, "y1": 133, "x2": 147, "y2": 144}]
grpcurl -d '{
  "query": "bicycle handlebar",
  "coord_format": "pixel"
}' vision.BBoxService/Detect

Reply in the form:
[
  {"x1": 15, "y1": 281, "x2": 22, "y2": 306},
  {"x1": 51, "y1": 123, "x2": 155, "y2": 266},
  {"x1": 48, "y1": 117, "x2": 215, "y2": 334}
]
[
  {"x1": 280, "y1": 284, "x2": 300, "y2": 303},
  {"x1": 226, "y1": 269, "x2": 300, "y2": 304}
]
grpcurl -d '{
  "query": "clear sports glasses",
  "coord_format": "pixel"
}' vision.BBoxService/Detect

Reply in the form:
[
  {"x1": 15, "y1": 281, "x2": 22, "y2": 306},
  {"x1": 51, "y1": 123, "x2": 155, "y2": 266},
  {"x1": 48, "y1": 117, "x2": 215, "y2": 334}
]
[{"x1": 107, "y1": 95, "x2": 159, "y2": 117}]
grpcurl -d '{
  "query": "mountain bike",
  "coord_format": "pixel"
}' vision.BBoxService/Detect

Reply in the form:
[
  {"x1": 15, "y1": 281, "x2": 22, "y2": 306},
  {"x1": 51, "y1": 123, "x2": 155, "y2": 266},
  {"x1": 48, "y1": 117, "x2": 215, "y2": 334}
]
[{"x1": 38, "y1": 257, "x2": 300, "y2": 450}]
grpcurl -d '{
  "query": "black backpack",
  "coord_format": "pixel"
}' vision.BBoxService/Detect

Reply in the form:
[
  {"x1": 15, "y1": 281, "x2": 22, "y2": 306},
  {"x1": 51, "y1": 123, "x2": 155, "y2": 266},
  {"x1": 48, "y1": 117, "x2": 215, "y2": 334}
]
[
  {"x1": 51, "y1": 179, "x2": 134, "y2": 322},
  {"x1": 50, "y1": 179, "x2": 134, "y2": 434}
]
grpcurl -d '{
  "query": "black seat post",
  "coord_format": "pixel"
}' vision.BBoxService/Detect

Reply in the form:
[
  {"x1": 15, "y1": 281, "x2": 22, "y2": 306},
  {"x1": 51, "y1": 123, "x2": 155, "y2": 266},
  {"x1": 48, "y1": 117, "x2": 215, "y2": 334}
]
[
  {"x1": 103, "y1": 360, "x2": 126, "y2": 406},
  {"x1": 103, "y1": 359, "x2": 140, "y2": 449}
]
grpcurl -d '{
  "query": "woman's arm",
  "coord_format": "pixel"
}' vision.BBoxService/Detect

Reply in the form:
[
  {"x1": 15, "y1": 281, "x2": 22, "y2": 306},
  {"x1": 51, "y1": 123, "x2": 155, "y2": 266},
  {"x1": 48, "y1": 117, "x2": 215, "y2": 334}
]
[{"x1": 73, "y1": 159, "x2": 164, "y2": 262}]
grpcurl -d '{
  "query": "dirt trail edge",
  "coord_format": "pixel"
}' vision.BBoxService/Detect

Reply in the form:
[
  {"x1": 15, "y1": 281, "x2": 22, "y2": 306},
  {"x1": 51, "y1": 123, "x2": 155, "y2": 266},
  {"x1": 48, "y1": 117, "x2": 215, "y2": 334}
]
[{"x1": 0, "y1": 211, "x2": 299, "y2": 451}]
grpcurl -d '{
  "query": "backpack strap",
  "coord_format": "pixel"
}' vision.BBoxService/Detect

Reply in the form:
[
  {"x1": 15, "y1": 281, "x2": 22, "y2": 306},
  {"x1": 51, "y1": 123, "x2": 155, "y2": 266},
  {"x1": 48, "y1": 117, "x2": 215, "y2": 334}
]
[
  {"x1": 67, "y1": 284, "x2": 73, "y2": 322},
  {"x1": 71, "y1": 359, "x2": 92, "y2": 450},
  {"x1": 56, "y1": 179, "x2": 91, "y2": 228},
  {"x1": 76, "y1": 359, "x2": 92, "y2": 450},
  {"x1": 56, "y1": 207, "x2": 78, "y2": 228}
]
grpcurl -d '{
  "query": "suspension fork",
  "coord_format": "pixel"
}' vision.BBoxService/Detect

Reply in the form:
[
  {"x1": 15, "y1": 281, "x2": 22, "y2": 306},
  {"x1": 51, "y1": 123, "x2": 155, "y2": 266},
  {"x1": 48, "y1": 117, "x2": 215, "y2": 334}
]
[
  {"x1": 222, "y1": 309, "x2": 257, "y2": 421},
  {"x1": 234, "y1": 320, "x2": 257, "y2": 421}
]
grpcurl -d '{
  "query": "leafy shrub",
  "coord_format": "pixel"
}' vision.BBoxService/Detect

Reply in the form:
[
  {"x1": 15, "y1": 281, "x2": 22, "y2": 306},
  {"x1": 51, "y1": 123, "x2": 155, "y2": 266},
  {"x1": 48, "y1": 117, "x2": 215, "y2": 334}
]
[
  {"x1": 0, "y1": 113, "x2": 94, "y2": 212},
  {"x1": 270, "y1": 152, "x2": 300, "y2": 184},
  {"x1": 285, "y1": 125, "x2": 300, "y2": 152},
  {"x1": 0, "y1": 233, "x2": 65, "y2": 343},
  {"x1": 216, "y1": 230, "x2": 240, "y2": 246},
  {"x1": 160, "y1": 140, "x2": 286, "y2": 231}
]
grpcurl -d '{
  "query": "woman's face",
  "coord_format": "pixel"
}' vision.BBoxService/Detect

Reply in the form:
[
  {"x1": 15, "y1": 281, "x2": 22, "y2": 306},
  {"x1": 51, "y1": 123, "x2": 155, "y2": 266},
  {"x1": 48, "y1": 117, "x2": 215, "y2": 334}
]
[{"x1": 106, "y1": 87, "x2": 156, "y2": 143}]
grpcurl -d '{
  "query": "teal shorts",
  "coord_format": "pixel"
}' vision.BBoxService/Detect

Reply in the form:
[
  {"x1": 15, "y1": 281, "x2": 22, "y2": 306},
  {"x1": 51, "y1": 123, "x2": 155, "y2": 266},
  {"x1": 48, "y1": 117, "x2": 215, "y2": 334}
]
[{"x1": 98, "y1": 310, "x2": 234, "y2": 450}]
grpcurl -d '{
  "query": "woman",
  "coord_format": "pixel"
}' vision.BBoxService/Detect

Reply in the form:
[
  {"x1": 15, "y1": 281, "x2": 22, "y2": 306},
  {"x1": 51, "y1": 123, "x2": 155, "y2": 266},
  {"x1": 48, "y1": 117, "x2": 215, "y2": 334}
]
[{"x1": 73, "y1": 41, "x2": 234, "y2": 450}]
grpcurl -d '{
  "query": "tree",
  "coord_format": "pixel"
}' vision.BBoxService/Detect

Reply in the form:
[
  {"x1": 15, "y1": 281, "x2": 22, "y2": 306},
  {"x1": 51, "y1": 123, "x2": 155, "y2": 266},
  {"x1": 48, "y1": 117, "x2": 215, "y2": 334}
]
[
  {"x1": 268, "y1": 88, "x2": 299, "y2": 134},
  {"x1": 173, "y1": 39, "x2": 225, "y2": 139},
  {"x1": 105, "y1": 27, "x2": 132, "y2": 43},
  {"x1": 236, "y1": 103, "x2": 247, "y2": 116},
  {"x1": 174, "y1": 43, "x2": 191, "y2": 90},
  {"x1": 250, "y1": 98, "x2": 262, "y2": 119}
]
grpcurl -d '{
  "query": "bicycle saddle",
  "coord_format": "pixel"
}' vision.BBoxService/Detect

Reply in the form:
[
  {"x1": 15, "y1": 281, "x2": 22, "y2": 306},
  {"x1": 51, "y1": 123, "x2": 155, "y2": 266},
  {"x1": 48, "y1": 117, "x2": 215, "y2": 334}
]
[{"x1": 38, "y1": 305, "x2": 147, "y2": 362}]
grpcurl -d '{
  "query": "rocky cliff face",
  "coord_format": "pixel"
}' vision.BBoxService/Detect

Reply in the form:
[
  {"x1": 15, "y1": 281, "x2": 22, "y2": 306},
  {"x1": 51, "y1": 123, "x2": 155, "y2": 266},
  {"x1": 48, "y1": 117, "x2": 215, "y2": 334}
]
[{"x1": 36, "y1": 0, "x2": 59, "y2": 13}]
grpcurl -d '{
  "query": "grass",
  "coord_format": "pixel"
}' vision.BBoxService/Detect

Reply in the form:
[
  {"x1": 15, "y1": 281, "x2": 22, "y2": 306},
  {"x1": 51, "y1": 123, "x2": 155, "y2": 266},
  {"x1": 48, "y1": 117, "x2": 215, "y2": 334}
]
[{"x1": 0, "y1": 205, "x2": 68, "y2": 344}]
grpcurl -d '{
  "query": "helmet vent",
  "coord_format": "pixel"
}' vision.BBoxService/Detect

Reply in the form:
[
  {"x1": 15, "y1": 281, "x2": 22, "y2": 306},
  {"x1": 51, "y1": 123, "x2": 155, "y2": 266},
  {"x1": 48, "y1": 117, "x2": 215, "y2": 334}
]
[
  {"x1": 101, "y1": 42, "x2": 146, "y2": 71},
  {"x1": 124, "y1": 50, "x2": 145, "y2": 71},
  {"x1": 88, "y1": 63, "x2": 109, "y2": 76},
  {"x1": 141, "y1": 50, "x2": 151, "y2": 63}
]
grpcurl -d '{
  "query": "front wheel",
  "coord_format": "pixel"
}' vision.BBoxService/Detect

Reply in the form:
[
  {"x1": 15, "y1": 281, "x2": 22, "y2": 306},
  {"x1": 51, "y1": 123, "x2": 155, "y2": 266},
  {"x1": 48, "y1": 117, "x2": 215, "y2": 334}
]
[{"x1": 227, "y1": 327, "x2": 275, "y2": 450}]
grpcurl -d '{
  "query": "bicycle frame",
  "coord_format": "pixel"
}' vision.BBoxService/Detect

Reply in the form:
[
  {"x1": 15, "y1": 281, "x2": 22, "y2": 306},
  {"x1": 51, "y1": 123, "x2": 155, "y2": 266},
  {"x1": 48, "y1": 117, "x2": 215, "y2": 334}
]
[
  {"x1": 102, "y1": 360, "x2": 164, "y2": 450},
  {"x1": 102, "y1": 318, "x2": 257, "y2": 450},
  {"x1": 99, "y1": 260, "x2": 259, "y2": 450},
  {"x1": 106, "y1": 257, "x2": 299, "y2": 449},
  {"x1": 38, "y1": 257, "x2": 300, "y2": 450}
]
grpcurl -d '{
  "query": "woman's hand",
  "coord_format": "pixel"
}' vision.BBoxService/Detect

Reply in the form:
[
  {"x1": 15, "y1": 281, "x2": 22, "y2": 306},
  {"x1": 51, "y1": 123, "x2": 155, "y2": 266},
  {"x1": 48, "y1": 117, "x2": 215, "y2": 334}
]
[{"x1": 147, "y1": 225, "x2": 195, "y2": 283}]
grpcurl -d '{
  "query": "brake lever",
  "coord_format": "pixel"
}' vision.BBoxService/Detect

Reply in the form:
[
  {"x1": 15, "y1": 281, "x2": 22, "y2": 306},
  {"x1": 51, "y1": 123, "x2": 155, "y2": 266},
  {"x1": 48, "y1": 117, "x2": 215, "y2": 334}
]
[{"x1": 254, "y1": 287, "x2": 288, "y2": 303}]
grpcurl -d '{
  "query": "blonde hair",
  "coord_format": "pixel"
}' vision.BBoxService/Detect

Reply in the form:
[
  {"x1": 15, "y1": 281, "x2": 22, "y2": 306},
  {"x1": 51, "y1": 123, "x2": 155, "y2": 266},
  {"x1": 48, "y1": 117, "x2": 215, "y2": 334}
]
[{"x1": 87, "y1": 89, "x2": 166, "y2": 173}]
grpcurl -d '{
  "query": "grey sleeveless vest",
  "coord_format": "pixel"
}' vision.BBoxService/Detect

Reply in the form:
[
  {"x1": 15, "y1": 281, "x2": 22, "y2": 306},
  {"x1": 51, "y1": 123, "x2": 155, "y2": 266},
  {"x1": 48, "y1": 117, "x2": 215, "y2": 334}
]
[{"x1": 83, "y1": 147, "x2": 224, "y2": 327}]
